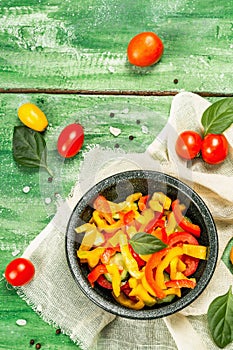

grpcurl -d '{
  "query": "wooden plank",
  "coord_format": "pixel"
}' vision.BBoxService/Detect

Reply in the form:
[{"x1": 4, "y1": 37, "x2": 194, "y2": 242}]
[
  {"x1": 0, "y1": 93, "x2": 175, "y2": 349},
  {"x1": 0, "y1": 1, "x2": 233, "y2": 93}
]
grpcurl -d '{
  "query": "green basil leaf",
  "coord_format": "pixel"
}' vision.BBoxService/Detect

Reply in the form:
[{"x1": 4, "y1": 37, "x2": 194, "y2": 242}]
[
  {"x1": 201, "y1": 98, "x2": 233, "y2": 135},
  {"x1": 129, "y1": 232, "x2": 167, "y2": 255},
  {"x1": 207, "y1": 286, "x2": 233, "y2": 348},
  {"x1": 13, "y1": 126, "x2": 53, "y2": 176}
]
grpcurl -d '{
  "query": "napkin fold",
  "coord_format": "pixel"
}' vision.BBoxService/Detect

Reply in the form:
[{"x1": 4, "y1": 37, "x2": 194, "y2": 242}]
[{"x1": 19, "y1": 92, "x2": 233, "y2": 350}]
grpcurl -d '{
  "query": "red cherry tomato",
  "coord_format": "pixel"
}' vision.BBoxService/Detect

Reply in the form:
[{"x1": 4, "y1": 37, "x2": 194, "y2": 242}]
[
  {"x1": 127, "y1": 32, "x2": 164, "y2": 67},
  {"x1": 201, "y1": 133, "x2": 228, "y2": 164},
  {"x1": 175, "y1": 131, "x2": 202, "y2": 160},
  {"x1": 57, "y1": 123, "x2": 84, "y2": 158},
  {"x1": 5, "y1": 258, "x2": 35, "y2": 286}
]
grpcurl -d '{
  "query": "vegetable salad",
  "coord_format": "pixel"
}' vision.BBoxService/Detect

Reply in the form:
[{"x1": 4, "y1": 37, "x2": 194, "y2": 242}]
[{"x1": 76, "y1": 192, "x2": 207, "y2": 309}]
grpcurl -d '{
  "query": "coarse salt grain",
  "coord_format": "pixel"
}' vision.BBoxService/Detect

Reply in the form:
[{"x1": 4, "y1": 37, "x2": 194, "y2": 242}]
[
  {"x1": 12, "y1": 249, "x2": 20, "y2": 257},
  {"x1": 109, "y1": 126, "x2": 121, "y2": 137},
  {"x1": 45, "y1": 197, "x2": 52, "y2": 204},
  {"x1": 23, "y1": 186, "x2": 30, "y2": 193},
  {"x1": 141, "y1": 125, "x2": 149, "y2": 134},
  {"x1": 16, "y1": 319, "x2": 27, "y2": 326}
]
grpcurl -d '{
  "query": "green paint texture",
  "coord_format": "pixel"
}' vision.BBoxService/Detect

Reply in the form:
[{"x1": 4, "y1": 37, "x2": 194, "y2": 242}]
[{"x1": 0, "y1": 0, "x2": 232, "y2": 92}]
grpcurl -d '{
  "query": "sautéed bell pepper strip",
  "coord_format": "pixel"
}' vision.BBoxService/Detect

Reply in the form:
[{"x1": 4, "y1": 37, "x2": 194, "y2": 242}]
[
  {"x1": 87, "y1": 264, "x2": 108, "y2": 287},
  {"x1": 145, "y1": 248, "x2": 169, "y2": 299},
  {"x1": 155, "y1": 247, "x2": 183, "y2": 290},
  {"x1": 144, "y1": 211, "x2": 164, "y2": 233},
  {"x1": 165, "y1": 279, "x2": 196, "y2": 289},
  {"x1": 138, "y1": 195, "x2": 150, "y2": 211},
  {"x1": 77, "y1": 247, "x2": 105, "y2": 268},
  {"x1": 113, "y1": 292, "x2": 145, "y2": 310},
  {"x1": 106, "y1": 264, "x2": 121, "y2": 297},
  {"x1": 119, "y1": 232, "x2": 143, "y2": 279},
  {"x1": 93, "y1": 195, "x2": 115, "y2": 224},
  {"x1": 100, "y1": 247, "x2": 119, "y2": 264},
  {"x1": 172, "y1": 200, "x2": 201, "y2": 237},
  {"x1": 129, "y1": 244, "x2": 146, "y2": 268},
  {"x1": 129, "y1": 282, "x2": 157, "y2": 306}
]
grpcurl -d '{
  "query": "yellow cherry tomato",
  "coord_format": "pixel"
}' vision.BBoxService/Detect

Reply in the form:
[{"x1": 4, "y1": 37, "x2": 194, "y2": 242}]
[{"x1": 18, "y1": 103, "x2": 48, "y2": 132}]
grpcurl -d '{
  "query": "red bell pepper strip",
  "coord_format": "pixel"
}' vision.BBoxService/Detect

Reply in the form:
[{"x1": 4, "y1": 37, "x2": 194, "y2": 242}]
[
  {"x1": 165, "y1": 279, "x2": 196, "y2": 289},
  {"x1": 87, "y1": 264, "x2": 108, "y2": 287},
  {"x1": 123, "y1": 210, "x2": 135, "y2": 225},
  {"x1": 168, "y1": 232, "x2": 199, "y2": 247},
  {"x1": 138, "y1": 195, "x2": 150, "y2": 212},
  {"x1": 93, "y1": 195, "x2": 115, "y2": 225},
  {"x1": 145, "y1": 248, "x2": 169, "y2": 299},
  {"x1": 100, "y1": 247, "x2": 118, "y2": 264},
  {"x1": 96, "y1": 275, "x2": 113, "y2": 289},
  {"x1": 172, "y1": 200, "x2": 201, "y2": 237},
  {"x1": 129, "y1": 244, "x2": 146, "y2": 268}
]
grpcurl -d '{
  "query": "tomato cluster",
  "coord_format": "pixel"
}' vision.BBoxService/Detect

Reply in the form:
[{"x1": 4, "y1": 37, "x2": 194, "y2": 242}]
[{"x1": 176, "y1": 130, "x2": 228, "y2": 165}]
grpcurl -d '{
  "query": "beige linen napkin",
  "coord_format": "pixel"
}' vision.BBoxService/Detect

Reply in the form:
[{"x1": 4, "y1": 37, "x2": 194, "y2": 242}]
[{"x1": 19, "y1": 92, "x2": 233, "y2": 350}]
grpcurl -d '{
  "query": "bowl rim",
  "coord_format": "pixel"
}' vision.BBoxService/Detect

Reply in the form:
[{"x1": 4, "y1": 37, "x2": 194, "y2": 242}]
[{"x1": 65, "y1": 170, "x2": 218, "y2": 319}]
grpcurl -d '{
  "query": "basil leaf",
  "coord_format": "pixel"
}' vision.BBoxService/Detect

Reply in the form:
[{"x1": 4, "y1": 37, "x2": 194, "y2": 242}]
[
  {"x1": 207, "y1": 286, "x2": 233, "y2": 348},
  {"x1": 13, "y1": 126, "x2": 53, "y2": 176},
  {"x1": 201, "y1": 98, "x2": 233, "y2": 135},
  {"x1": 129, "y1": 232, "x2": 167, "y2": 255}
]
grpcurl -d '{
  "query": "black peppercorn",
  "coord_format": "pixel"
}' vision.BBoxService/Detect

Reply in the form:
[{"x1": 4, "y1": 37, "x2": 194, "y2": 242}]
[
  {"x1": 129, "y1": 135, "x2": 134, "y2": 140},
  {"x1": 35, "y1": 343, "x2": 41, "y2": 349},
  {"x1": 173, "y1": 78, "x2": 178, "y2": 84},
  {"x1": 55, "y1": 328, "x2": 61, "y2": 334},
  {"x1": 30, "y1": 339, "x2": 35, "y2": 345}
]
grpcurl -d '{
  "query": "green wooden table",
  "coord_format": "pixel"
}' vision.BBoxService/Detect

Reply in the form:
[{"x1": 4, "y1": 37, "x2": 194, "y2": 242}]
[{"x1": 0, "y1": 1, "x2": 232, "y2": 349}]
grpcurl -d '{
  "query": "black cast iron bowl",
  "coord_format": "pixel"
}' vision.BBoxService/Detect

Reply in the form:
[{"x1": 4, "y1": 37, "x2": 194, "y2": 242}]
[{"x1": 65, "y1": 170, "x2": 218, "y2": 319}]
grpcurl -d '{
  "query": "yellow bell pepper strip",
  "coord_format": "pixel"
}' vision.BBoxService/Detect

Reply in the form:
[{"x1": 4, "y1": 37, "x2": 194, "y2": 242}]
[
  {"x1": 92, "y1": 210, "x2": 123, "y2": 232},
  {"x1": 141, "y1": 271, "x2": 157, "y2": 297},
  {"x1": 119, "y1": 232, "x2": 143, "y2": 279},
  {"x1": 126, "y1": 192, "x2": 142, "y2": 203},
  {"x1": 148, "y1": 199, "x2": 164, "y2": 213},
  {"x1": 165, "y1": 279, "x2": 196, "y2": 289},
  {"x1": 177, "y1": 258, "x2": 187, "y2": 272},
  {"x1": 77, "y1": 247, "x2": 105, "y2": 268},
  {"x1": 164, "y1": 287, "x2": 182, "y2": 297},
  {"x1": 106, "y1": 264, "x2": 121, "y2": 297},
  {"x1": 182, "y1": 244, "x2": 207, "y2": 259},
  {"x1": 151, "y1": 192, "x2": 172, "y2": 210},
  {"x1": 165, "y1": 211, "x2": 178, "y2": 235},
  {"x1": 87, "y1": 264, "x2": 108, "y2": 287},
  {"x1": 128, "y1": 244, "x2": 146, "y2": 268},
  {"x1": 170, "y1": 256, "x2": 179, "y2": 280},
  {"x1": 129, "y1": 282, "x2": 157, "y2": 306},
  {"x1": 172, "y1": 199, "x2": 201, "y2": 237},
  {"x1": 145, "y1": 248, "x2": 169, "y2": 299},
  {"x1": 75, "y1": 223, "x2": 105, "y2": 251},
  {"x1": 155, "y1": 247, "x2": 183, "y2": 290},
  {"x1": 112, "y1": 292, "x2": 145, "y2": 310}
]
